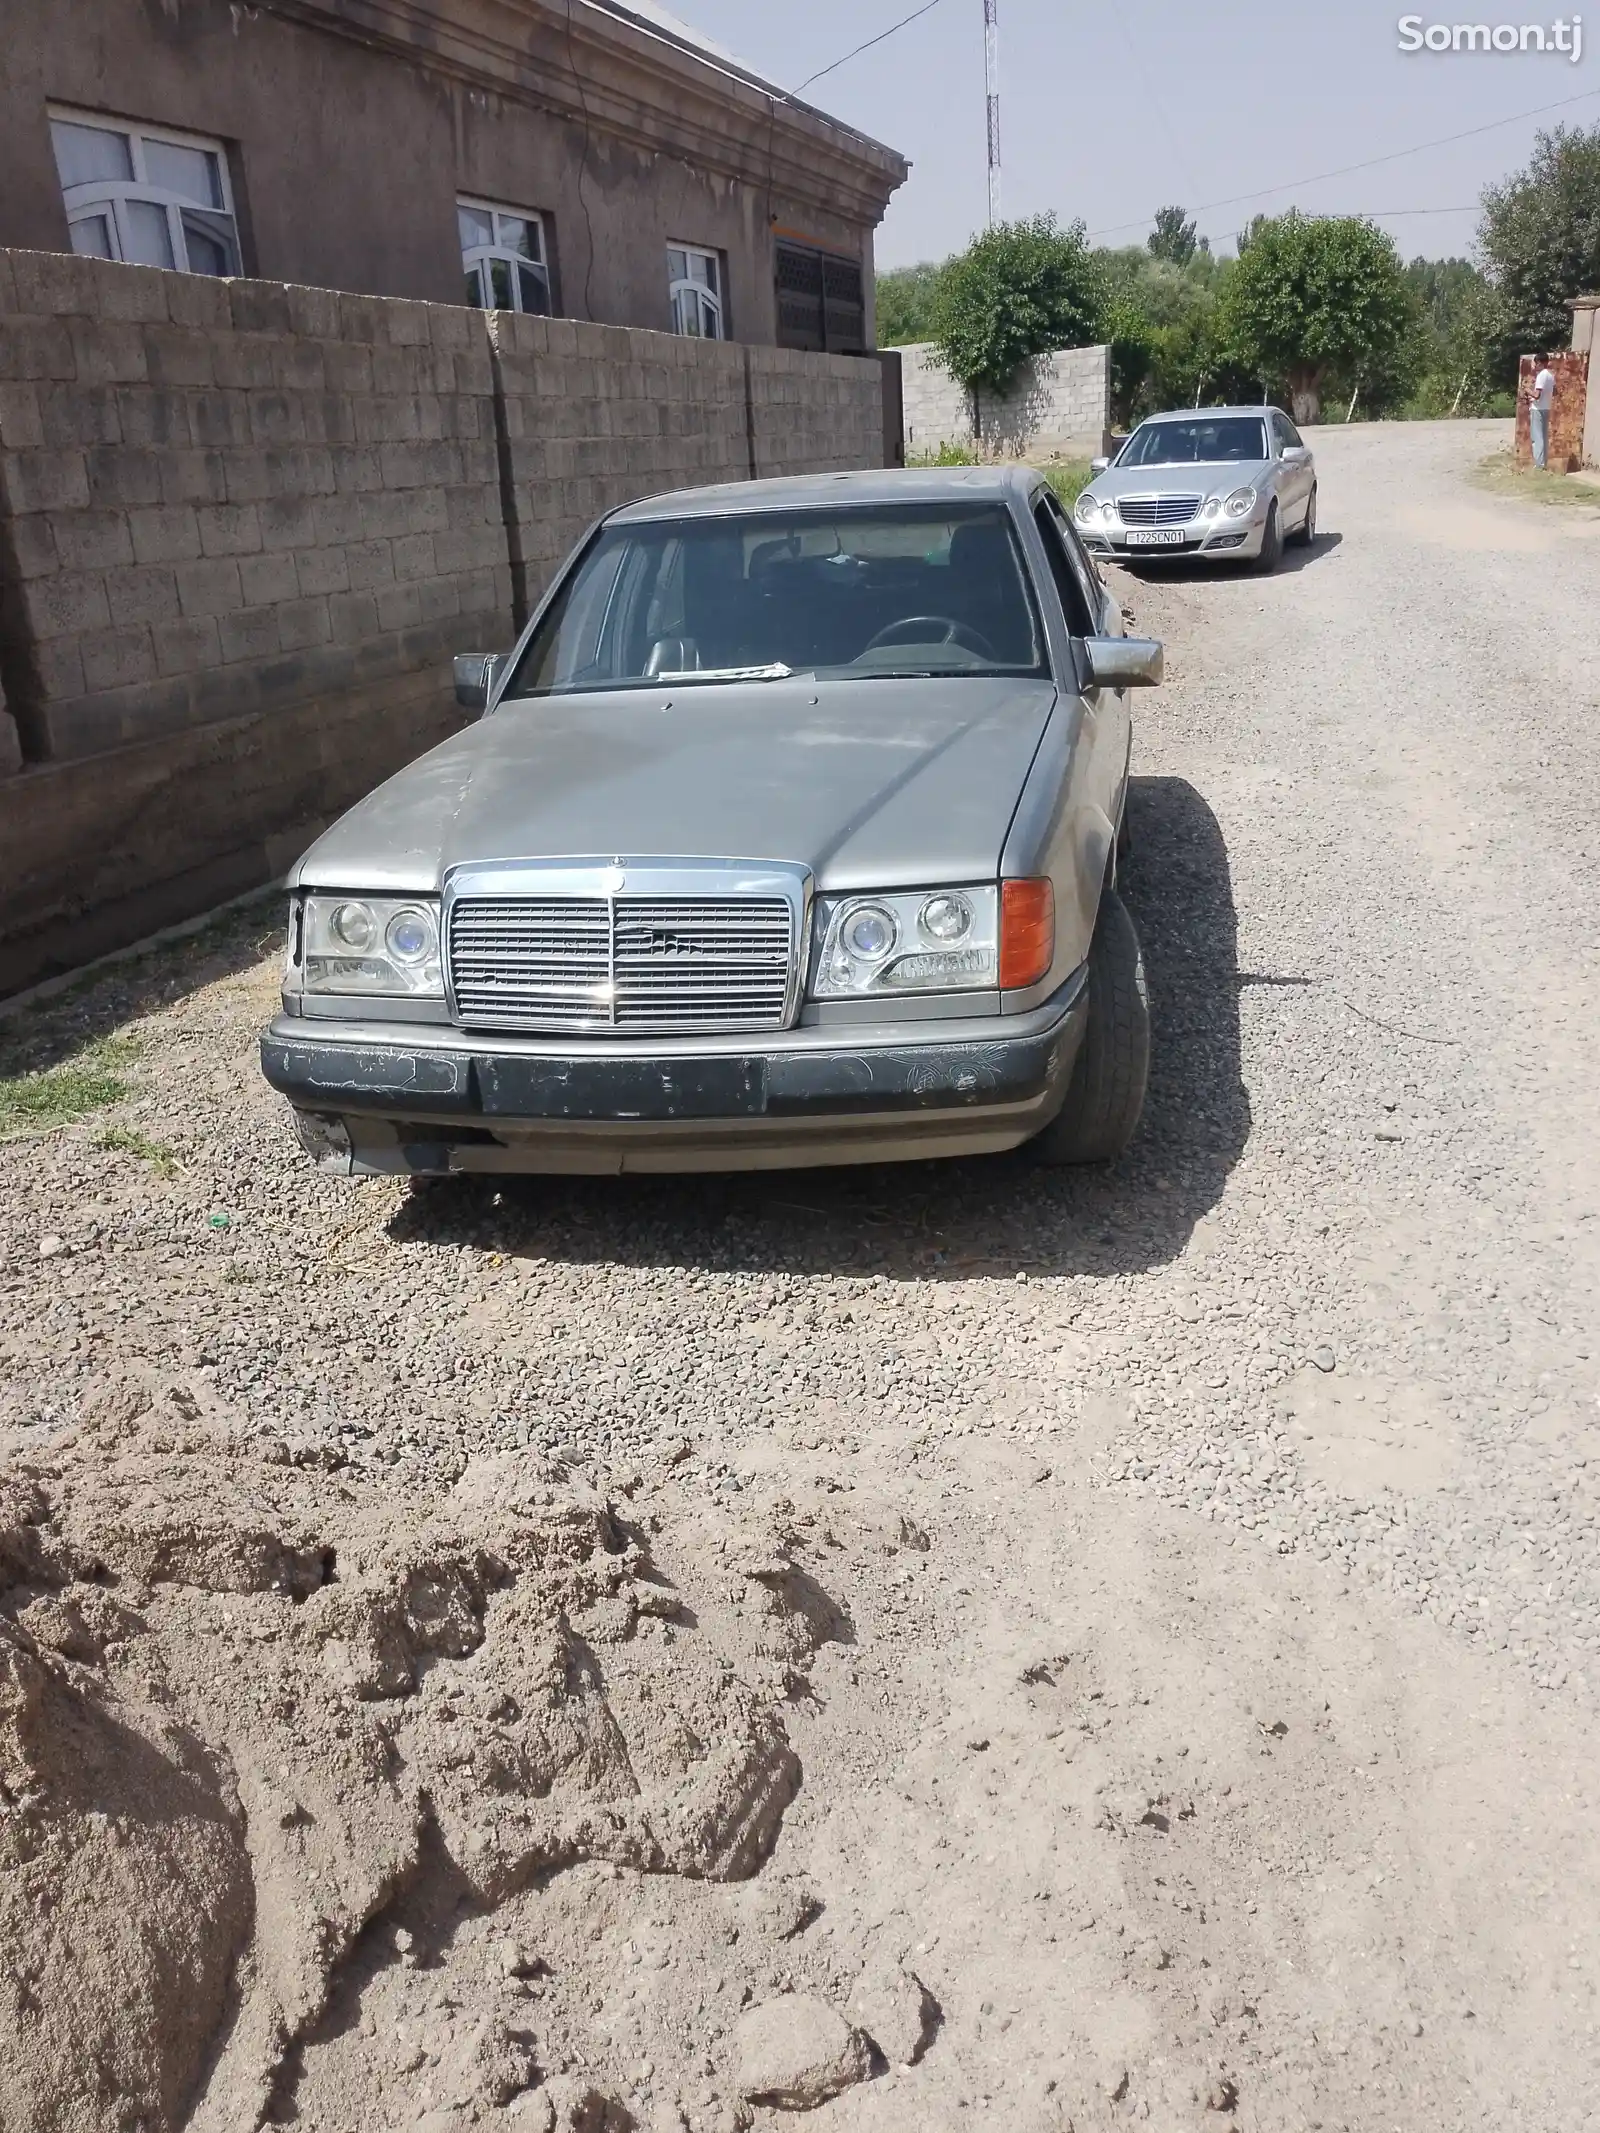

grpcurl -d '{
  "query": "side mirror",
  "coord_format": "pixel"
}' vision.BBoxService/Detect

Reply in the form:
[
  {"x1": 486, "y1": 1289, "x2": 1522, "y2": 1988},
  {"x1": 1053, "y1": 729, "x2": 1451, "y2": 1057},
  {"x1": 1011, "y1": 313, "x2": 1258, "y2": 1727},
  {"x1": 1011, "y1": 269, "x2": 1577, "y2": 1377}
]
[
  {"x1": 1089, "y1": 455, "x2": 1111, "y2": 475},
  {"x1": 453, "y1": 651, "x2": 508, "y2": 714},
  {"x1": 1084, "y1": 635, "x2": 1164, "y2": 689},
  {"x1": 1282, "y1": 443, "x2": 1309, "y2": 462}
]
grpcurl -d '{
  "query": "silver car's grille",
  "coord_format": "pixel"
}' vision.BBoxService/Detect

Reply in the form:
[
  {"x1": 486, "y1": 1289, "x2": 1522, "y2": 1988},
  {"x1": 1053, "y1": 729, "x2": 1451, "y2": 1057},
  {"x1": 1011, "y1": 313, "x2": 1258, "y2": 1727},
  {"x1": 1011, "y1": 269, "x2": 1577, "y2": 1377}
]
[
  {"x1": 1116, "y1": 493, "x2": 1203, "y2": 526},
  {"x1": 448, "y1": 896, "x2": 795, "y2": 1034}
]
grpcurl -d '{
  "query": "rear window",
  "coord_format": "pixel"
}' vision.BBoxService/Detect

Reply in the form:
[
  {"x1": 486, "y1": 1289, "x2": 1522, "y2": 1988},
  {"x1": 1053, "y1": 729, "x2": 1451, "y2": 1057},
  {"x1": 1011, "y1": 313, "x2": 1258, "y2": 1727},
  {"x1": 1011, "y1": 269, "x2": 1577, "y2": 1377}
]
[{"x1": 505, "y1": 503, "x2": 1047, "y2": 697}]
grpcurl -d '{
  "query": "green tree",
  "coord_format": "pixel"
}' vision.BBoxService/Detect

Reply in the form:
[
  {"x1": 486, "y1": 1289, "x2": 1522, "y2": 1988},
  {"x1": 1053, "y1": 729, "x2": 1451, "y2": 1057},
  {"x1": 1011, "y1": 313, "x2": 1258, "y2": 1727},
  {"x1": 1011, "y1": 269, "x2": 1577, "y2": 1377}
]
[
  {"x1": 1401, "y1": 257, "x2": 1504, "y2": 415},
  {"x1": 931, "y1": 214, "x2": 1108, "y2": 395},
  {"x1": 1106, "y1": 298, "x2": 1158, "y2": 424},
  {"x1": 1220, "y1": 211, "x2": 1417, "y2": 421},
  {"x1": 874, "y1": 261, "x2": 945, "y2": 347},
  {"x1": 1148, "y1": 205, "x2": 1200, "y2": 267},
  {"x1": 1478, "y1": 121, "x2": 1600, "y2": 384}
]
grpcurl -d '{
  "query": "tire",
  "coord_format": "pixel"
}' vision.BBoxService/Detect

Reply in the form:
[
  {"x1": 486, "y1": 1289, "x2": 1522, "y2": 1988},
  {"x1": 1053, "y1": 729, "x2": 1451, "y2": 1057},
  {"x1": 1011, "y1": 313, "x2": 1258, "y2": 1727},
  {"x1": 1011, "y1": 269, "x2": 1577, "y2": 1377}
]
[
  {"x1": 1254, "y1": 501, "x2": 1283, "y2": 574},
  {"x1": 1294, "y1": 483, "x2": 1318, "y2": 547},
  {"x1": 1030, "y1": 890, "x2": 1150, "y2": 1165}
]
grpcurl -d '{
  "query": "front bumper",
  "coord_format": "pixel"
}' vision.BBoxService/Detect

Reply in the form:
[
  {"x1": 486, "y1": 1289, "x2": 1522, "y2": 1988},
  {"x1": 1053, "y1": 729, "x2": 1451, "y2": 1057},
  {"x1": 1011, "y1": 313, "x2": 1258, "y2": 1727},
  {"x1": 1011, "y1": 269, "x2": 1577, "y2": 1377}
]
[
  {"x1": 1079, "y1": 513, "x2": 1266, "y2": 563},
  {"x1": 259, "y1": 977, "x2": 1089, "y2": 1175}
]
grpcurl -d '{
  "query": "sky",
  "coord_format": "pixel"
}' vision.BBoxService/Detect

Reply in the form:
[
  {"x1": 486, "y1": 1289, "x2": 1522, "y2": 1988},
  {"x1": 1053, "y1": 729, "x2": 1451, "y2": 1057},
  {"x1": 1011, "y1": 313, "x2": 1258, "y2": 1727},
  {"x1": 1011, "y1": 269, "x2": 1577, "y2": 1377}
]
[{"x1": 672, "y1": 0, "x2": 1600, "y2": 266}]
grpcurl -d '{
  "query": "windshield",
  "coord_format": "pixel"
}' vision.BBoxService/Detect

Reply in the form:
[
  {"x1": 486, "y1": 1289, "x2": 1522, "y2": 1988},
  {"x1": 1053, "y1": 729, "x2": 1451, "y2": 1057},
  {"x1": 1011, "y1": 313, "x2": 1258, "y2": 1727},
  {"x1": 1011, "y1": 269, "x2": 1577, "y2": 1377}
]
[
  {"x1": 505, "y1": 503, "x2": 1046, "y2": 697},
  {"x1": 1117, "y1": 416, "x2": 1268, "y2": 467}
]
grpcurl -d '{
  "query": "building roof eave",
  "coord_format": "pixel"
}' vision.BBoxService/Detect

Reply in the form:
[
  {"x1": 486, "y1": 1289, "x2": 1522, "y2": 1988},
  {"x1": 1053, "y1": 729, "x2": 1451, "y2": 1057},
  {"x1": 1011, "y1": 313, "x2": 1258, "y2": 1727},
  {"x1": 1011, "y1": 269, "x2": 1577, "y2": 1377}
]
[{"x1": 263, "y1": 0, "x2": 910, "y2": 227}]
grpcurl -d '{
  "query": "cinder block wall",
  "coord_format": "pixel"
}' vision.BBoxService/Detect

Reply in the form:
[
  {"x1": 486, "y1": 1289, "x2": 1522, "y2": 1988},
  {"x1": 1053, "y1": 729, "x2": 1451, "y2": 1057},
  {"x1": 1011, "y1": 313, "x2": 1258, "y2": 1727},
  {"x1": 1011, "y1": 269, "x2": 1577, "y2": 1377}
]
[
  {"x1": 487, "y1": 312, "x2": 749, "y2": 614},
  {"x1": 748, "y1": 347, "x2": 885, "y2": 479},
  {"x1": 899, "y1": 341, "x2": 1110, "y2": 462},
  {"x1": 0, "y1": 249, "x2": 884, "y2": 996}
]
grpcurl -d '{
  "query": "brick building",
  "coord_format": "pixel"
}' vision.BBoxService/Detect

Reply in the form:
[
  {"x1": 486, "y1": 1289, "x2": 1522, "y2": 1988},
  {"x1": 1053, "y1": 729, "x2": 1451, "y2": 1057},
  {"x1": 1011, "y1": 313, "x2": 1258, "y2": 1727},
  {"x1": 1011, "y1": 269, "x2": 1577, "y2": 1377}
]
[{"x1": 0, "y1": 0, "x2": 907, "y2": 355}]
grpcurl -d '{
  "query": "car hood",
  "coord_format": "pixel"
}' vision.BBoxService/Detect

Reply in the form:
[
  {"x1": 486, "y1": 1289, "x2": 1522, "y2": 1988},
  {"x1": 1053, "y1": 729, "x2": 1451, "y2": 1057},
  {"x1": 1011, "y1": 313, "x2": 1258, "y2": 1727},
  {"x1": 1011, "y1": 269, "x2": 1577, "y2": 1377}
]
[
  {"x1": 1092, "y1": 457, "x2": 1271, "y2": 498},
  {"x1": 291, "y1": 676, "x2": 1058, "y2": 894}
]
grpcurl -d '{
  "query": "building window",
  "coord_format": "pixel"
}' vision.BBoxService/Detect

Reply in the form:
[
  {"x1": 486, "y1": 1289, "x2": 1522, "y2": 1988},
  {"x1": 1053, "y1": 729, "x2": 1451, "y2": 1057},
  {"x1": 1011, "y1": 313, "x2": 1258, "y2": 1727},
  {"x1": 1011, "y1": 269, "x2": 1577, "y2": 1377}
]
[
  {"x1": 775, "y1": 242, "x2": 865, "y2": 355},
  {"x1": 48, "y1": 109, "x2": 240, "y2": 276},
  {"x1": 459, "y1": 200, "x2": 551, "y2": 315},
  {"x1": 667, "y1": 244, "x2": 724, "y2": 339}
]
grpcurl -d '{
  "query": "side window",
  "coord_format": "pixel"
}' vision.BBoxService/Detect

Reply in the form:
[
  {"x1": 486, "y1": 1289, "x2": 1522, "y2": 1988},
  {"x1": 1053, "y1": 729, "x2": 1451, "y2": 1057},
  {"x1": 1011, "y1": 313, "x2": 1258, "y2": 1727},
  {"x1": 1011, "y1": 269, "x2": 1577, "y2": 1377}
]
[
  {"x1": 1279, "y1": 414, "x2": 1304, "y2": 451},
  {"x1": 49, "y1": 108, "x2": 241, "y2": 276},
  {"x1": 1032, "y1": 498, "x2": 1100, "y2": 636},
  {"x1": 667, "y1": 245, "x2": 725, "y2": 339},
  {"x1": 459, "y1": 198, "x2": 553, "y2": 316}
]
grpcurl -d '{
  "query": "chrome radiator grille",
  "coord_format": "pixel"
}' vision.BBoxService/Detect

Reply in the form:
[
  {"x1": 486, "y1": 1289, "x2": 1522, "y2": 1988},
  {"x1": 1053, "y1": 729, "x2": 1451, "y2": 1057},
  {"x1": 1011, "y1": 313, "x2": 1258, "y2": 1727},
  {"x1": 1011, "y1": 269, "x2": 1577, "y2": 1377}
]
[
  {"x1": 1116, "y1": 493, "x2": 1202, "y2": 526},
  {"x1": 448, "y1": 895, "x2": 795, "y2": 1034}
]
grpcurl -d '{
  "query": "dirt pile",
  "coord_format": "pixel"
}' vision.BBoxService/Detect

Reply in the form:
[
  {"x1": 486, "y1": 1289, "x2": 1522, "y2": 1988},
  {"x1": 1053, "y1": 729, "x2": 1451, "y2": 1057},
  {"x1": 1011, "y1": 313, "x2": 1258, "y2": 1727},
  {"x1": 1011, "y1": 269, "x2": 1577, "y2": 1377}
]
[{"x1": 0, "y1": 1379, "x2": 851, "y2": 2132}]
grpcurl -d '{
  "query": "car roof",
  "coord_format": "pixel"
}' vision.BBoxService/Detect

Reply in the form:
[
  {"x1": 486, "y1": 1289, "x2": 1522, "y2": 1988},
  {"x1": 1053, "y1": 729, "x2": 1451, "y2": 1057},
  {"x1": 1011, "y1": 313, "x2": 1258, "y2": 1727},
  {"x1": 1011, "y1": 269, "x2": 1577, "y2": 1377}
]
[
  {"x1": 606, "y1": 464, "x2": 1040, "y2": 523},
  {"x1": 1133, "y1": 407, "x2": 1275, "y2": 423}
]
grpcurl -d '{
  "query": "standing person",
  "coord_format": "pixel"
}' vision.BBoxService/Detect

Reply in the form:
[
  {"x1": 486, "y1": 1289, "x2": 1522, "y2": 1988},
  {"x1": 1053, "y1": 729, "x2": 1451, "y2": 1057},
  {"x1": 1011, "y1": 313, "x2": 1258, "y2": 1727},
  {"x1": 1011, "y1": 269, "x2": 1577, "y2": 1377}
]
[{"x1": 1528, "y1": 354, "x2": 1557, "y2": 470}]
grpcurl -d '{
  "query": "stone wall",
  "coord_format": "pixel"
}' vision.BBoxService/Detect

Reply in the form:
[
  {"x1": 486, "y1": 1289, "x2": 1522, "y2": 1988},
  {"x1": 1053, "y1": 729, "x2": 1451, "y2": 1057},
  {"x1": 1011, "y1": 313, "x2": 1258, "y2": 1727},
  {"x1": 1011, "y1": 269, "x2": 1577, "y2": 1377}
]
[
  {"x1": 0, "y1": 249, "x2": 885, "y2": 996},
  {"x1": 900, "y1": 341, "x2": 1110, "y2": 462}
]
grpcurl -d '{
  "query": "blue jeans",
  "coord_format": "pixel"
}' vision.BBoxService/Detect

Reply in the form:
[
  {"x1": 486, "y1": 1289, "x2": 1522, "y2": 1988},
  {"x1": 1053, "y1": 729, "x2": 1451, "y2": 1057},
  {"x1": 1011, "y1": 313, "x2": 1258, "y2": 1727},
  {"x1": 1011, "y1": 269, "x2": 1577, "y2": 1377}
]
[{"x1": 1530, "y1": 404, "x2": 1549, "y2": 468}]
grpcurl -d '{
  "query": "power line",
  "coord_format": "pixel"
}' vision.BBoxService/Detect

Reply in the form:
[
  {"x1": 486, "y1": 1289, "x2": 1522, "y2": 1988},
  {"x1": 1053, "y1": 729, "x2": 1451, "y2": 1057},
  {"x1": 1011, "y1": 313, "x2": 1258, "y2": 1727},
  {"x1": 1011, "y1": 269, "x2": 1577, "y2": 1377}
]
[
  {"x1": 796, "y1": 0, "x2": 947, "y2": 92},
  {"x1": 1088, "y1": 81, "x2": 1600, "y2": 243}
]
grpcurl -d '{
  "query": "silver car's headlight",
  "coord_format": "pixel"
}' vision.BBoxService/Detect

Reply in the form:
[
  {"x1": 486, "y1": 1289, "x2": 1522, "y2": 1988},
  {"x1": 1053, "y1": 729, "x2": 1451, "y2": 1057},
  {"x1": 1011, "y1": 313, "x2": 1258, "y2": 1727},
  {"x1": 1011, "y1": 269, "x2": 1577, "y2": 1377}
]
[
  {"x1": 812, "y1": 887, "x2": 999, "y2": 998},
  {"x1": 1223, "y1": 486, "x2": 1258, "y2": 518},
  {"x1": 292, "y1": 894, "x2": 444, "y2": 998},
  {"x1": 1199, "y1": 496, "x2": 1223, "y2": 520},
  {"x1": 1074, "y1": 491, "x2": 1103, "y2": 526}
]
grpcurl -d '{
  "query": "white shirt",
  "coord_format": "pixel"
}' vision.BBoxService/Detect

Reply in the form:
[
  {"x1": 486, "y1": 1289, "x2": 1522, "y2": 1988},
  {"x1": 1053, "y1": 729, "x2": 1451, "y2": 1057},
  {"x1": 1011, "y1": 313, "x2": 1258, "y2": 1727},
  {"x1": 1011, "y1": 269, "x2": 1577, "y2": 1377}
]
[{"x1": 1533, "y1": 366, "x2": 1556, "y2": 409}]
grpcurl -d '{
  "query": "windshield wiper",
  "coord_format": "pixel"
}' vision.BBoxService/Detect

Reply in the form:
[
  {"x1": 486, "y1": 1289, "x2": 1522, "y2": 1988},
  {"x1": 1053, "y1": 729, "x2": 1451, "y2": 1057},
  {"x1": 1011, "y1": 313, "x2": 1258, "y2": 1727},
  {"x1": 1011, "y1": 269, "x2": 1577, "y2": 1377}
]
[{"x1": 653, "y1": 662, "x2": 793, "y2": 683}]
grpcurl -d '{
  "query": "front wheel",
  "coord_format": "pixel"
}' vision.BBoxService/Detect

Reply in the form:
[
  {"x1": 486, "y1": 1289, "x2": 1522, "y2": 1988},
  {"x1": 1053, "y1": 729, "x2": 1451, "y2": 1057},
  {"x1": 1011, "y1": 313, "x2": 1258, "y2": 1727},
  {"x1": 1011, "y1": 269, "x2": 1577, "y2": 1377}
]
[
  {"x1": 1294, "y1": 483, "x2": 1318, "y2": 547},
  {"x1": 1254, "y1": 502, "x2": 1283, "y2": 574},
  {"x1": 1030, "y1": 891, "x2": 1150, "y2": 1165}
]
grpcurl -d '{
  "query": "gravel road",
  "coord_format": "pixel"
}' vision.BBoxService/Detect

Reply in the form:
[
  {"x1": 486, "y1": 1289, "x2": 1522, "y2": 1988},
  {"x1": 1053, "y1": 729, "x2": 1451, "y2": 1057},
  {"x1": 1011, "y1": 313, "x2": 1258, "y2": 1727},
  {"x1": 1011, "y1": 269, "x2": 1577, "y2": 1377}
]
[{"x1": 4, "y1": 418, "x2": 1600, "y2": 2131}]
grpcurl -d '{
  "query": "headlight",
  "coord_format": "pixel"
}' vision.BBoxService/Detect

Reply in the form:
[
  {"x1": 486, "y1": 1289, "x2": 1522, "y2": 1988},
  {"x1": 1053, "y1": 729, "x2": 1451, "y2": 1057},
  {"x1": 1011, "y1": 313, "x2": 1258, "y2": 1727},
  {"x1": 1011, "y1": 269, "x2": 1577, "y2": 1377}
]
[
  {"x1": 292, "y1": 894, "x2": 444, "y2": 998},
  {"x1": 1223, "y1": 486, "x2": 1258, "y2": 518},
  {"x1": 1199, "y1": 497, "x2": 1223, "y2": 520},
  {"x1": 812, "y1": 887, "x2": 998, "y2": 998},
  {"x1": 1074, "y1": 492, "x2": 1102, "y2": 526}
]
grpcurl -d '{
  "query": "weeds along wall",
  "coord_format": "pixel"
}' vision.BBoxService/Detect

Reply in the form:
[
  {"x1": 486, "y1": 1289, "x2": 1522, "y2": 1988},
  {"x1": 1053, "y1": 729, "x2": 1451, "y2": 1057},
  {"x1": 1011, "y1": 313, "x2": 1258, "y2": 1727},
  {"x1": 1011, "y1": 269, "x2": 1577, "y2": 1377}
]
[{"x1": 0, "y1": 249, "x2": 885, "y2": 996}]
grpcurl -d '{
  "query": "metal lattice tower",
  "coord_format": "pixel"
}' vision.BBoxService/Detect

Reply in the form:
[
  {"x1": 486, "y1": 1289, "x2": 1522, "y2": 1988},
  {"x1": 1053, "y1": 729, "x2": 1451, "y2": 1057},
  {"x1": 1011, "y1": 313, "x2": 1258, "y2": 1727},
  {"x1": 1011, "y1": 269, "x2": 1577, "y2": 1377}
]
[{"x1": 984, "y1": 0, "x2": 1001, "y2": 225}]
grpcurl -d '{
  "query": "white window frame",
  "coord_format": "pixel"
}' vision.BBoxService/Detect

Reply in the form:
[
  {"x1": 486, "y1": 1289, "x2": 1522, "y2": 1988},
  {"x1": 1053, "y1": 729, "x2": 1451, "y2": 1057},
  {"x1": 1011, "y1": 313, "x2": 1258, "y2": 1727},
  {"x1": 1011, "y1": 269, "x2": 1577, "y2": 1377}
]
[
  {"x1": 48, "y1": 106, "x2": 241, "y2": 278},
  {"x1": 667, "y1": 242, "x2": 725, "y2": 340},
  {"x1": 458, "y1": 197, "x2": 552, "y2": 316}
]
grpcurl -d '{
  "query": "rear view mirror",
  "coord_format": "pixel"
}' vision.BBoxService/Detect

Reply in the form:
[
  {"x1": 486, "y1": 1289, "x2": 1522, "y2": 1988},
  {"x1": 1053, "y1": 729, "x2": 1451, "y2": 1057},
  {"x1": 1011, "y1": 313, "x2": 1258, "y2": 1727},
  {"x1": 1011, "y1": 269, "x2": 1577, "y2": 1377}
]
[
  {"x1": 1084, "y1": 636, "x2": 1164, "y2": 689},
  {"x1": 1089, "y1": 455, "x2": 1111, "y2": 475},
  {"x1": 453, "y1": 652, "x2": 508, "y2": 713}
]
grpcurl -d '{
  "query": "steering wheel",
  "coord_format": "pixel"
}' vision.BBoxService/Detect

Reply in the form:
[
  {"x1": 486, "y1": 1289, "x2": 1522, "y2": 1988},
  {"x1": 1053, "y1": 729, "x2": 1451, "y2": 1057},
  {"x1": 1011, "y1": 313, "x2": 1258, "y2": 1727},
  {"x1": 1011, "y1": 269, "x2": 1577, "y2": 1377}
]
[{"x1": 863, "y1": 615, "x2": 998, "y2": 661}]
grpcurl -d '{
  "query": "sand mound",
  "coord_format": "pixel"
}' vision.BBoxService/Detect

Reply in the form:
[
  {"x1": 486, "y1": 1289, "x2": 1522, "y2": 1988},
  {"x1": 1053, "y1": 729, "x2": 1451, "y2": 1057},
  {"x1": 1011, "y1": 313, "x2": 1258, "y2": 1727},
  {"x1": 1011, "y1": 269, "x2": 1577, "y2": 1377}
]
[{"x1": 0, "y1": 1380, "x2": 840, "y2": 2132}]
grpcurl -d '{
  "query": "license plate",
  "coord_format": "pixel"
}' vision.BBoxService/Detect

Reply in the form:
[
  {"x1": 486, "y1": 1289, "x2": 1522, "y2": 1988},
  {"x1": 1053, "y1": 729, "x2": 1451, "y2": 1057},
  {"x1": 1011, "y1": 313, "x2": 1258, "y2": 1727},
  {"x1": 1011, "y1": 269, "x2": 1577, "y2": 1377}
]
[
  {"x1": 476, "y1": 1054, "x2": 768, "y2": 1120},
  {"x1": 1124, "y1": 528, "x2": 1188, "y2": 547}
]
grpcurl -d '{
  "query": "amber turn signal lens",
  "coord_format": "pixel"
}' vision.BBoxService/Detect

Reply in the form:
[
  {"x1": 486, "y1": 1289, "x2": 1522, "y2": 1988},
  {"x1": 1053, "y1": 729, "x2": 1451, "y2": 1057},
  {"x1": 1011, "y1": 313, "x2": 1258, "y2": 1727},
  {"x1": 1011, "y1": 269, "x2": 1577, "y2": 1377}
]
[{"x1": 999, "y1": 877, "x2": 1055, "y2": 990}]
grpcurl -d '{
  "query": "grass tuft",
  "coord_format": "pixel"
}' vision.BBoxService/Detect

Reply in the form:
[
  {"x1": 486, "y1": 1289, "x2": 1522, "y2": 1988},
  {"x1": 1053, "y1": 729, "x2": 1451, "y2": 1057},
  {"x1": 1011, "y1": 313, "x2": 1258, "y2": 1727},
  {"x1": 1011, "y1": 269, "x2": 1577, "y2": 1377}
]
[
  {"x1": 1470, "y1": 450, "x2": 1600, "y2": 509},
  {"x1": 0, "y1": 1036, "x2": 144, "y2": 1141},
  {"x1": 93, "y1": 1124, "x2": 179, "y2": 1176},
  {"x1": 1041, "y1": 461, "x2": 1094, "y2": 511}
]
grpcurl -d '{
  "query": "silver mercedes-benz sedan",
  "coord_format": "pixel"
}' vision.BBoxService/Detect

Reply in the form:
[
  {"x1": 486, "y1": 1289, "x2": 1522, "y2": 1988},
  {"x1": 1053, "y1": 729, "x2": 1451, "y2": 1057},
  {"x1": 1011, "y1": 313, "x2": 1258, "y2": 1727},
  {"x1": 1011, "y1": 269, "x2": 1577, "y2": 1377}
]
[
  {"x1": 260, "y1": 467, "x2": 1162, "y2": 1177},
  {"x1": 1073, "y1": 406, "x2": 1318, "y2": 571}
]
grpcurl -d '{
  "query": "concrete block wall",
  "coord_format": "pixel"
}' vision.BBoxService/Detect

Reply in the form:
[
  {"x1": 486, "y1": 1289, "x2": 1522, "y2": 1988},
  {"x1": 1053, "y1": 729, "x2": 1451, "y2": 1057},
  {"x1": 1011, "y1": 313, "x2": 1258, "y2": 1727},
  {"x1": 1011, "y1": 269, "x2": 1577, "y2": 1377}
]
[
  {"x1": 0, "y1": 248, "x2": 507, "y2": 766},
  {"x1": 0, "y1": 249, "x2": 884, "y2": 995},
  {"x1": 748, "y1": 347, "x2": 885, "y2": 481},
  {"x1": 488, "y1": 312, "x2": 750, "y2": 610},
  {"x1": 900, "y1": 340, "x2": 1110, "y2": 462}
]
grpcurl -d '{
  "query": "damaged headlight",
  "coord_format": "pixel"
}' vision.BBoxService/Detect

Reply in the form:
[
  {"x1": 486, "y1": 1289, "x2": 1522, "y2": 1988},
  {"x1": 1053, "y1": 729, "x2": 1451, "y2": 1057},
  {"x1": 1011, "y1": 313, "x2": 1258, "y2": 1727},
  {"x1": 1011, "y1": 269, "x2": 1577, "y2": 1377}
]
[
  {"x1": 811, "y1": 887, "x2": 999, "y2": 998},
  {"x1": 289, "y1": 895, "x2": 444, "y2": 998}
]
